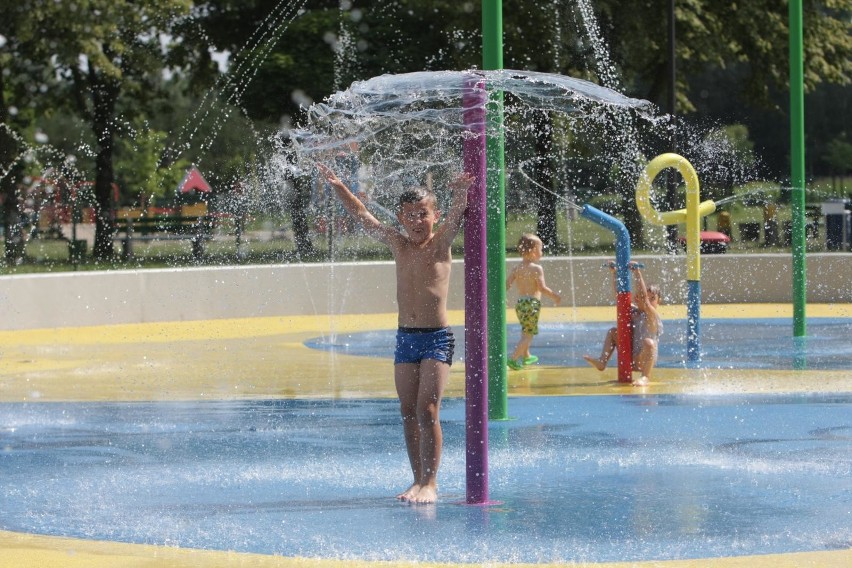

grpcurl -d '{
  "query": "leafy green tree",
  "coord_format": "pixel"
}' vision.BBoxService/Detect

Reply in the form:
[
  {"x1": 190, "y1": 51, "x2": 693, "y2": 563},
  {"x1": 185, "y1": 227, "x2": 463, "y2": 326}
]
[
  {"x1": 146, "y1": 73, "x2": 274, "y2": 201},
  {"x1": 597, "y1": 0, "x2": 850, "y2": 112},
  {"x1": 0, "y1": 58, "x2": 29, "y2": 264},
  {"x1": 0, "y1": 5, "x2": 47, "y2": 264},
  {"x1": 195, "y1": 0, "x2": 338, "y2": 125},
  {"x1": 10, "y1": 0, "x2": 201, "y2": 260},
  {"x1": 115, "y1": 120, "x2": 191, "y2": 205},
  {"x1": 197, "y1": 0, "x2": 849, "y2": 253},
  {"x1": 824, "y1": 133, "x2": 852, "y2": 190}
]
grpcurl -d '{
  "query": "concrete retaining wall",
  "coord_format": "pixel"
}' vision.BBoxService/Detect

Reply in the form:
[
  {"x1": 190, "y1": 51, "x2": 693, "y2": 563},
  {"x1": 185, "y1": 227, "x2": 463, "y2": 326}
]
[{"x1": 0, "y1": 253, "x2": 849, "y2": 331}]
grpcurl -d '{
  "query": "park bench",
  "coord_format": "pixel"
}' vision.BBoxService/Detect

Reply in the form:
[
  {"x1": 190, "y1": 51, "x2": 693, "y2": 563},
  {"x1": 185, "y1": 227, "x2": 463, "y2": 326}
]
[{"x1": 114, "y1": 215, "x2": 214, "y2": 260}]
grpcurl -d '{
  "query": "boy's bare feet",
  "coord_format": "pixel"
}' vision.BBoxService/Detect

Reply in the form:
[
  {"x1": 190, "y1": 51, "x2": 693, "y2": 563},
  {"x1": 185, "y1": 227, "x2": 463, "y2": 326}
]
[
  {"x1": 632, "y1": 375, "x2": 649, "y2": 386},
  {"x1": 411, "y1": 484, "x2": 438, "y2": 504},
  {"x1": 583, "y1": 355, "x2": 606, "y2": 371},
  {"x1": 397, "y1": 483, "x2": 420, "y2": 501}
]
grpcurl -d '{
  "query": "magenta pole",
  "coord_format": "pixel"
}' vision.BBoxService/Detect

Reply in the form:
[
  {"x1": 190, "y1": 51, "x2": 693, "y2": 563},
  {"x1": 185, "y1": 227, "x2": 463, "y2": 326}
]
[{"x1": 462, "y1": 77, "x2": 489, "y2": 504}]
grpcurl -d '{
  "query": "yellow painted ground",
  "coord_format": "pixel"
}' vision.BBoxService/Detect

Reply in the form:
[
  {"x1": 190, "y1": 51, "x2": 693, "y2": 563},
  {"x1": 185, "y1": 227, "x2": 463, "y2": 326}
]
[
  {"x1": 0, "y1": 304, "x2": 849, "y2": 403},
  {"x1": 1, "y1": 303, "x2": 850, "y2": 567},
  {"x1": 1, "y1": 530, "x2": 850, "y2": 568}
]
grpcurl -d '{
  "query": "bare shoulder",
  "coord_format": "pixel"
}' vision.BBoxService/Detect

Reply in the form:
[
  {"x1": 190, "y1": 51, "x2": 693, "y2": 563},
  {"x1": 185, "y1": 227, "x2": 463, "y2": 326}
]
[
  {"x1": 526, "y1": 262, "x2": 545, "y2": 277},
  {"x1": 513, "y1": 261, "x2": 537, "y2": 273}
]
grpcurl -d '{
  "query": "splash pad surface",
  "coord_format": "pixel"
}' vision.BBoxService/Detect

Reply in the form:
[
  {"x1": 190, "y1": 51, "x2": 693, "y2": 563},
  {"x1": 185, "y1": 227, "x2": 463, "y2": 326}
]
[
  {"x1": 1, "y1": 304, "x2": 851, "y2": 567},
  {"x1": 308, "y1": 318, "x2": 852, "y2": 371},
  {"x1": 3, "y1": 395, "x2": 851, "y2": 565}
]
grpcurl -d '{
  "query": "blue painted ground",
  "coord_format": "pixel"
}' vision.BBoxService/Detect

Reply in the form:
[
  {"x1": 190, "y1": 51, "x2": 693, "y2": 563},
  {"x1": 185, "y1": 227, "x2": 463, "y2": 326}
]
[
  {"x1": 306, "y1": 318, "x2": 852, "y2": 370},
  {"x1": 2, "y1": 395, "x2": 850, "y2": 563}
]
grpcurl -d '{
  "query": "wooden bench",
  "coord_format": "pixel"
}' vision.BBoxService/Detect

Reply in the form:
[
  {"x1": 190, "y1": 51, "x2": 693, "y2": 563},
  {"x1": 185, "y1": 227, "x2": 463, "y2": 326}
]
[{"x1": 114, "y1": 215, "x2": 214, "y2": 260}]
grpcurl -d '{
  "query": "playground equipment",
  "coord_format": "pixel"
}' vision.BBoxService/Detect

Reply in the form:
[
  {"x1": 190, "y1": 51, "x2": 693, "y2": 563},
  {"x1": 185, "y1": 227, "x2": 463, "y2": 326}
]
[
  {"x1": 510, "y1": 158, "x2": 647, "y2": 386},
  {"x1": 580, "y1": 206, "x2": 639, "y2": 383},
  {"x1": 635, "y1": 153, "x2": 714, "y2": 366},
  {"x1": 483, "y1": 0, "x2": 509, "y2": 424},
  {"x1": 510, "y1": 159, "x2": 647, "y2": 385},
  {"x1": 293, "y1": 68, "x2": 650, "y2": 505},
  {"x1": 462, "y1": 79, "x2": 490, "y2": 505}
]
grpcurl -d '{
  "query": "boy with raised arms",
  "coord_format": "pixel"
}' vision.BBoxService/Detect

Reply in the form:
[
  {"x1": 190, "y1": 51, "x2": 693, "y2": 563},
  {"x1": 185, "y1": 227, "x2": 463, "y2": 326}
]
[{"x1": 318, "y1": 163, "x2": 472, "y2": 504}]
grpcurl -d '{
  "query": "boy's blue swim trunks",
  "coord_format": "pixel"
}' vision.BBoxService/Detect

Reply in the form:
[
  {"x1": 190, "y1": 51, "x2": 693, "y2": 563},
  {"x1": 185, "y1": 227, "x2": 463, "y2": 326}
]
[{"x1": 394, "y1": 327, "x2": 455, "y2": 365}]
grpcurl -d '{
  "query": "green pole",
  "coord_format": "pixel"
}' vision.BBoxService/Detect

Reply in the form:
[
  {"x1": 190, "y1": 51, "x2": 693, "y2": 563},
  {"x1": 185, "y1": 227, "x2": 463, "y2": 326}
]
[
  {"x1": 483, "y1": 0, "x2": 508, "y2": 420},
  {"x1": 789, "y1": 0, "x2": 806, "y2": 337}
]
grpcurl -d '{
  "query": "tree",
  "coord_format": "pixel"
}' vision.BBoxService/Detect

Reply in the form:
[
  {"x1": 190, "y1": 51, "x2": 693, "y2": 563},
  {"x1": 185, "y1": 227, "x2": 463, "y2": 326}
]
[
  {"x1": 196, "y1": 0, "x2": 339, "y2": 125},
  {"x1": 11, "y1": 0, "x2": 199, "y2": 260},
  {"x1": 824, "y1": 133, "x2": 852, "y2": 191},
  {"x1": 0, "y1": 5, "x2": 43, "y2": 264},
  {"x1": 0, "y1": 53, "x2": 28, "y2": 264},
  {"x1": 196, "y1": 0, "x2": 850, "y2": 248},
  {"x1": 115, "y1": 120, "x2": 190, "y2": 205},
  {"x1": 0, "y1": 0, "x2": 845, "y2": 268},
  {"x1": 594, "y1": 0, "x2": 850, "y2": 112}
]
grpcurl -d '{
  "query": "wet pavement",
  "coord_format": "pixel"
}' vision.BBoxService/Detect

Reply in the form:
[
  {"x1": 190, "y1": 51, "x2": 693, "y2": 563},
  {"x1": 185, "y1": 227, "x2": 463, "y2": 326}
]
[
  {"x1": 307, "y1": 318, "x2": 852, "y2": 371},
  {"x1": 2, "y1": 394, "x2": 850, "y2": 563}
]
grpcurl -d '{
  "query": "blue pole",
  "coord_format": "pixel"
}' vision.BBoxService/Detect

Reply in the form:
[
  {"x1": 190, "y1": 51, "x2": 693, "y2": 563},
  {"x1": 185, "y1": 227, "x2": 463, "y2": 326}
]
[{"x1": 686, "y1": 280, "x2": 700, "y2": 366}]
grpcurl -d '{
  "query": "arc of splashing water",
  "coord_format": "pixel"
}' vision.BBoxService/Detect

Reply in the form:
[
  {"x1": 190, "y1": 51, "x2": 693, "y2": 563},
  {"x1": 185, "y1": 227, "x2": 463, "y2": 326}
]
[{"x1": 635, "y1": 153, "x2": 715, "y2": 366}]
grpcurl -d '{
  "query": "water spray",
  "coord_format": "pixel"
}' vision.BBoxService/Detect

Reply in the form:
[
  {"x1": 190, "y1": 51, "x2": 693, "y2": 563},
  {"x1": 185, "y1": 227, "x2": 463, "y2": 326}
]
[
  {"x1": 712, "y1": 188, "x2": 768, "y2": 208},
  {"x1": 516, "y1": 158, "x2": 584, "y2": 212}
]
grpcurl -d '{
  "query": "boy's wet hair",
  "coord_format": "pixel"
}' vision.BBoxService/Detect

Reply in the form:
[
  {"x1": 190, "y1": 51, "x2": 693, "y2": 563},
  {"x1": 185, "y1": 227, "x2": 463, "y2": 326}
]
[
  {"x1": 398, "y1": 187, "x2": 437, "y2": 209},
  {"x1": 517, "y1": 233, "x2": 542, "y2": 255},
  {"x1": 646, "y1": 284, "x2": 661, "y2": 300}
]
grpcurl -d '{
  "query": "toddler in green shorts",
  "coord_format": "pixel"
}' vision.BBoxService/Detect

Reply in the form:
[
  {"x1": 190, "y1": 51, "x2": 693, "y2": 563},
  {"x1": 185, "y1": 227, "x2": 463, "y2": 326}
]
[{"x1": 505, "y1": 234, "x2": 561, "y2": 370}]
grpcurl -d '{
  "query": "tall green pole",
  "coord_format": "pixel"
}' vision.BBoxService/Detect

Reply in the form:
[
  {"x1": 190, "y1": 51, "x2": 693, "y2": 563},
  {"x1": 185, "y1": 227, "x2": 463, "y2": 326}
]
[
  {"x1": 789, "y1": 0, "x2": 806, "y2": 337},
  {"x1": 483, "y1": 0, "x2": 508, "y2": 420}
]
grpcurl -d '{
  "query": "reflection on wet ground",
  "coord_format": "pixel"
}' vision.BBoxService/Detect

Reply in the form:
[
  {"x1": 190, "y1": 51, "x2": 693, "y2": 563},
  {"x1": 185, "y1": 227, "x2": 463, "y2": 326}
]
[{"x1": 306, "y1": 318, "x2": 852, "y2": 370}]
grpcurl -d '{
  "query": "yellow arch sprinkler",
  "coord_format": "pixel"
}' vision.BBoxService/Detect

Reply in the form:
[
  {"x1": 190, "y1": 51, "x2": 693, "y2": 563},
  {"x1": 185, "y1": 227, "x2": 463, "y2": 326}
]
[{"x1": 635, "y1": 153, "x2": 714, "y2": 367}]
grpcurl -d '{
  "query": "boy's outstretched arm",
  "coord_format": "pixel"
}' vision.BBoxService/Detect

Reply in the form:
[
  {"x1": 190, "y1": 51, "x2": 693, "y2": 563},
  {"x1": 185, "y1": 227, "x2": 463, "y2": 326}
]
[
  {"x1": 436, "y1": 172, "x2": 473, "y2": 242},
  {"x1": 317, "y1": 163, "x2": 395, "y2": 243}
]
